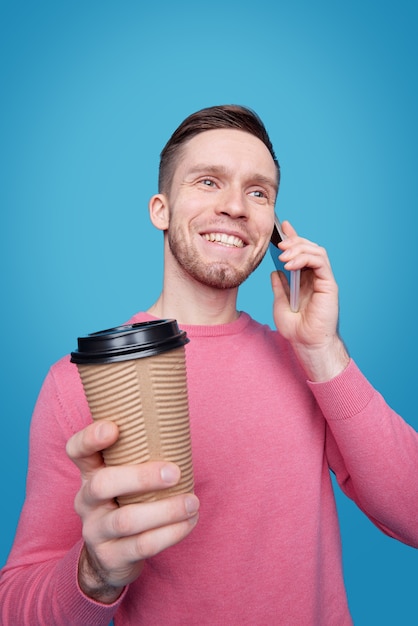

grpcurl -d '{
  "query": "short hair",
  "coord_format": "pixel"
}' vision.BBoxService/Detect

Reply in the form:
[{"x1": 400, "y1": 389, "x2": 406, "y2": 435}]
[{"x1": 158, "y1": 104, "x2": 280, "y2": 194}]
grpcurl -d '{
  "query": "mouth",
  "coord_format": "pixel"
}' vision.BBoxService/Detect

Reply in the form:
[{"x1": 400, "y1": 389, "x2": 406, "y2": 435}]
[{"x1": 201, "y1": 232, "x2": 246, "y2": 248}]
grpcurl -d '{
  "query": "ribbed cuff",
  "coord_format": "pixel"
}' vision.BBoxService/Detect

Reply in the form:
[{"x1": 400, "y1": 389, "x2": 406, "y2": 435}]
[
  {"x1": 55, "y1": 541, "x2": 127, "y2": 625},
  {"x1": 307, "y1": 359, "x2": 375, "y2": 421}
]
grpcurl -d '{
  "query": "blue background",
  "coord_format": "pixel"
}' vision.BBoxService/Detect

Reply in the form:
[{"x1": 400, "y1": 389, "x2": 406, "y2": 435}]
[{"x1": 1, "y1": 1, "x2": 417, "y2": 623}]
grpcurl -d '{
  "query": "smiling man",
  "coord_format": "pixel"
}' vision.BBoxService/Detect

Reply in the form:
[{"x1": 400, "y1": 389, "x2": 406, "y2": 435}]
[
  {"x1": 151, "y1": 128, "x2": 278, "y2": 297},
  {"x1": 1, "y1": 105, "x2": 418, "y2": 625},
  {"x1": 149, "y1": 122, "x2": 280, "y2": 322}
]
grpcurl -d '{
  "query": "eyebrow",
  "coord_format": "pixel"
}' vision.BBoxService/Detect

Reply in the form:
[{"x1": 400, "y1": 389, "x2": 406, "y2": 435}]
[{"x1": 185, "y1": 164, "x2": 279, "y2": 195}]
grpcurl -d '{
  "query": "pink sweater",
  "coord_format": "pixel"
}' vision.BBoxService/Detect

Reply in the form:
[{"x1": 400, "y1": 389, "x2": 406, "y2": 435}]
[{"x1": 1, "y1": 312, "x2": 418, "y2": 625}]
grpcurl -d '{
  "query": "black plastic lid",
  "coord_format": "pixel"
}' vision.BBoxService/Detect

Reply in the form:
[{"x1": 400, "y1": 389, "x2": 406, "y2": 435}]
[{"x1": 70, "y1": 319, "x2": 189, "y2": 364}]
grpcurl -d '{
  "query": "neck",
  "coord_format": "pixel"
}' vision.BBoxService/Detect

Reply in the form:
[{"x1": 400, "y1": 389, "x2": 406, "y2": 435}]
[{"x1": 148, "y1": 275, "x2": 240, "y2": 326}]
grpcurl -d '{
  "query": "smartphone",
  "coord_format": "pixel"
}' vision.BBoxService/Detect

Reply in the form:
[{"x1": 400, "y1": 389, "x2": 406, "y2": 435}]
[{"x1": 270, "y1": 213, "x2": 300, "y2": 312}]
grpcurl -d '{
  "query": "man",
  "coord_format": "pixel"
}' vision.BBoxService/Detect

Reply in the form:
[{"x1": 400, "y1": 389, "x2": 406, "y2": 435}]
[{"x1": 1, "y1": 105, "x2": 417, "y2": 625}]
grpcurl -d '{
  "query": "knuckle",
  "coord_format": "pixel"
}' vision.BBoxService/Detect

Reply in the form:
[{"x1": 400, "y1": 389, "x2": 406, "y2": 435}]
[
  {"x1": 132, "y1": 535, "x2": 150, "y2": 561},
  {"x1": 135, "y1": 462, "x2": 159, "y2": 486},
  {"x1": 73, "y1": 489, "x2": 85, "y2": 517},
  {"x1": 65, "y1": 434, "x2": 76, "y2": 459},
  {"x1": 87, "y1": 470, "x2": 107, "y2": 500},
  {"x1": 111, "y1": 507, "x2": 134, "y2": 536}
]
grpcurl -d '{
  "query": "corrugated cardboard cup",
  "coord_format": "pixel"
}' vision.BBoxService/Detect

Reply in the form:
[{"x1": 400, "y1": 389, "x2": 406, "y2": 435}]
[{"x1": 71, "y1": 319, "x2": 193, "y2": 505}]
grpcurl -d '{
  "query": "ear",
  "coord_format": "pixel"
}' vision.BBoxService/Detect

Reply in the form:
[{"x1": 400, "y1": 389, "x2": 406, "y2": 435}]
[{"x1": 149, "y1": 194, "x2": 170, "y2": 231}]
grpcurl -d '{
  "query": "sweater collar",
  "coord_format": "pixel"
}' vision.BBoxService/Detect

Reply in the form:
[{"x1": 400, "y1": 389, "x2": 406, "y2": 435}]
[{"x1": 128, "y1": 311, "x2": 252, "y2": 338}]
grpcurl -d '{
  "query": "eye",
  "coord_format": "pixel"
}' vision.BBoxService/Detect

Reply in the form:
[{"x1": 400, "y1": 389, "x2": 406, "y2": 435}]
[
  {"x1": 200, "y1": 178, "x2": 216, "y2": 187},
  {"x1": 249, "y1": 189, "x2": 268, "y2": 200}
]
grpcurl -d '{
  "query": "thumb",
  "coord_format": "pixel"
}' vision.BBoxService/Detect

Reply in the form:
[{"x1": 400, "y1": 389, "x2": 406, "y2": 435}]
[
  {"x1": 66, "y1": 420, "x2": 119, "y2": 478},
  {"x1": 271, "y1": 270, "x2": 290, "y2": 304}
]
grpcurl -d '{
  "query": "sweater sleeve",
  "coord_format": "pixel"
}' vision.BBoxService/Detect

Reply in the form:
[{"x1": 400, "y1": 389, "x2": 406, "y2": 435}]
[
  {"x1": 308, "y1": 359, "x2": 418, "y2": 547},
  {"x1": 0, "y1": 358, "x2": 126, "y2": 625}
]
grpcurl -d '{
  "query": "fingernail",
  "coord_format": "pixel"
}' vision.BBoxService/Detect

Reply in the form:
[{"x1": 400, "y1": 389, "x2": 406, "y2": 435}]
[
  {"x1": 160, "y1": 464, "x2": 180, "y2": 485},
  {"x1": 185, "y1": 495, "x2": 200, "y2": 516}
]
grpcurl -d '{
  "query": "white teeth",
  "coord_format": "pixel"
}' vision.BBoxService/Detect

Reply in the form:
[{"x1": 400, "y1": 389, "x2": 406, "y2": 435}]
[{"x1": 203, "y1": 233, "x2": 244, "y2": 248}]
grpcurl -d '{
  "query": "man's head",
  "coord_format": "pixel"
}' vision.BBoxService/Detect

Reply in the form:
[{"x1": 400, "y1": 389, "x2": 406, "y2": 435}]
[
  {"x1": 149, "y1": 106, "x2": 279, "y2": 292},
  {"x1": 158, "y1": 104, "x2": 280, "y2": 196}
]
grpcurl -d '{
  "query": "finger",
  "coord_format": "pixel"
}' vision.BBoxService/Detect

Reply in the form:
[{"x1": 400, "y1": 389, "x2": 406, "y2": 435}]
[
  {"x1": 128, "y1": 513, "x2": 199, "y2": 562},
  {"x1": 66, "y1": 420, "x2": 119, "y2": 476},
  {"x1": 281, "y1": 219, "x2": 298, "y2": 238},
  {"x1": 279, "y1": 237, "x2": 321, "y2": 257},
  {"x1": 80, "y1": 462, "x2": 182, "y2": 508},
  {"x1": 98, "y1": 493, "x2": 200, "y2": 541},
  {"x1": 279, "y1": 242, "x2": 329, "y2": 273}
]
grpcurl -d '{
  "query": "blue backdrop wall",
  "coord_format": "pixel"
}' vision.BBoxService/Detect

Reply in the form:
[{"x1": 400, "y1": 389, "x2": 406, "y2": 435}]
[{"x1": 1, "y1": 1, "x2": 417, "y2": 624}]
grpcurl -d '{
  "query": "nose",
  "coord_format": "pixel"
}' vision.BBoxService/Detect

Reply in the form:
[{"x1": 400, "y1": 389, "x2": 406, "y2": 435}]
[{"x1": 217, "y1": 184, "x2": 248, "y2": 219}]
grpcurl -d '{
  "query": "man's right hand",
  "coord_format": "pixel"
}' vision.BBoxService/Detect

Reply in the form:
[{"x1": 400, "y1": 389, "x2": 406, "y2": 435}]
[{"x1": 66, "y1": 419, "x2": 199, "y2": 604}]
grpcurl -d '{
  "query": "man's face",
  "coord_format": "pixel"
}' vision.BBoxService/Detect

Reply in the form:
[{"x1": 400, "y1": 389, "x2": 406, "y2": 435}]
[{"x1": 164, "y1": 128, "x2": 278, "y2": 290}]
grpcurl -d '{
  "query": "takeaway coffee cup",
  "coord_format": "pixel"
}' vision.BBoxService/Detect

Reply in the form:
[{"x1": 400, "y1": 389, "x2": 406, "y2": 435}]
[{"x1": 71, "y1": 319, "x2": 193, "y2": 505}]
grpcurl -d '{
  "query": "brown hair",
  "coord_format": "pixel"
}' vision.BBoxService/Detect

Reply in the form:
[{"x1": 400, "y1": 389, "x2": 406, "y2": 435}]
[{"x1": 158, "y1": 104, "x2": 280, "y2": 194}]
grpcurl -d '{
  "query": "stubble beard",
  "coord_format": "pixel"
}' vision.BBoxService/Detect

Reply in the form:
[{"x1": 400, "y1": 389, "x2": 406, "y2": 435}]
[{"x1": 167, "y1": 224, "x2": 266, "y2": 290}]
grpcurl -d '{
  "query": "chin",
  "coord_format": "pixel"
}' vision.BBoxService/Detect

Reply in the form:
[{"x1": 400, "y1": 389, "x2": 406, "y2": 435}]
[{"x1": 194, "y1": 263, "x2": 251, "y2": 290}]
